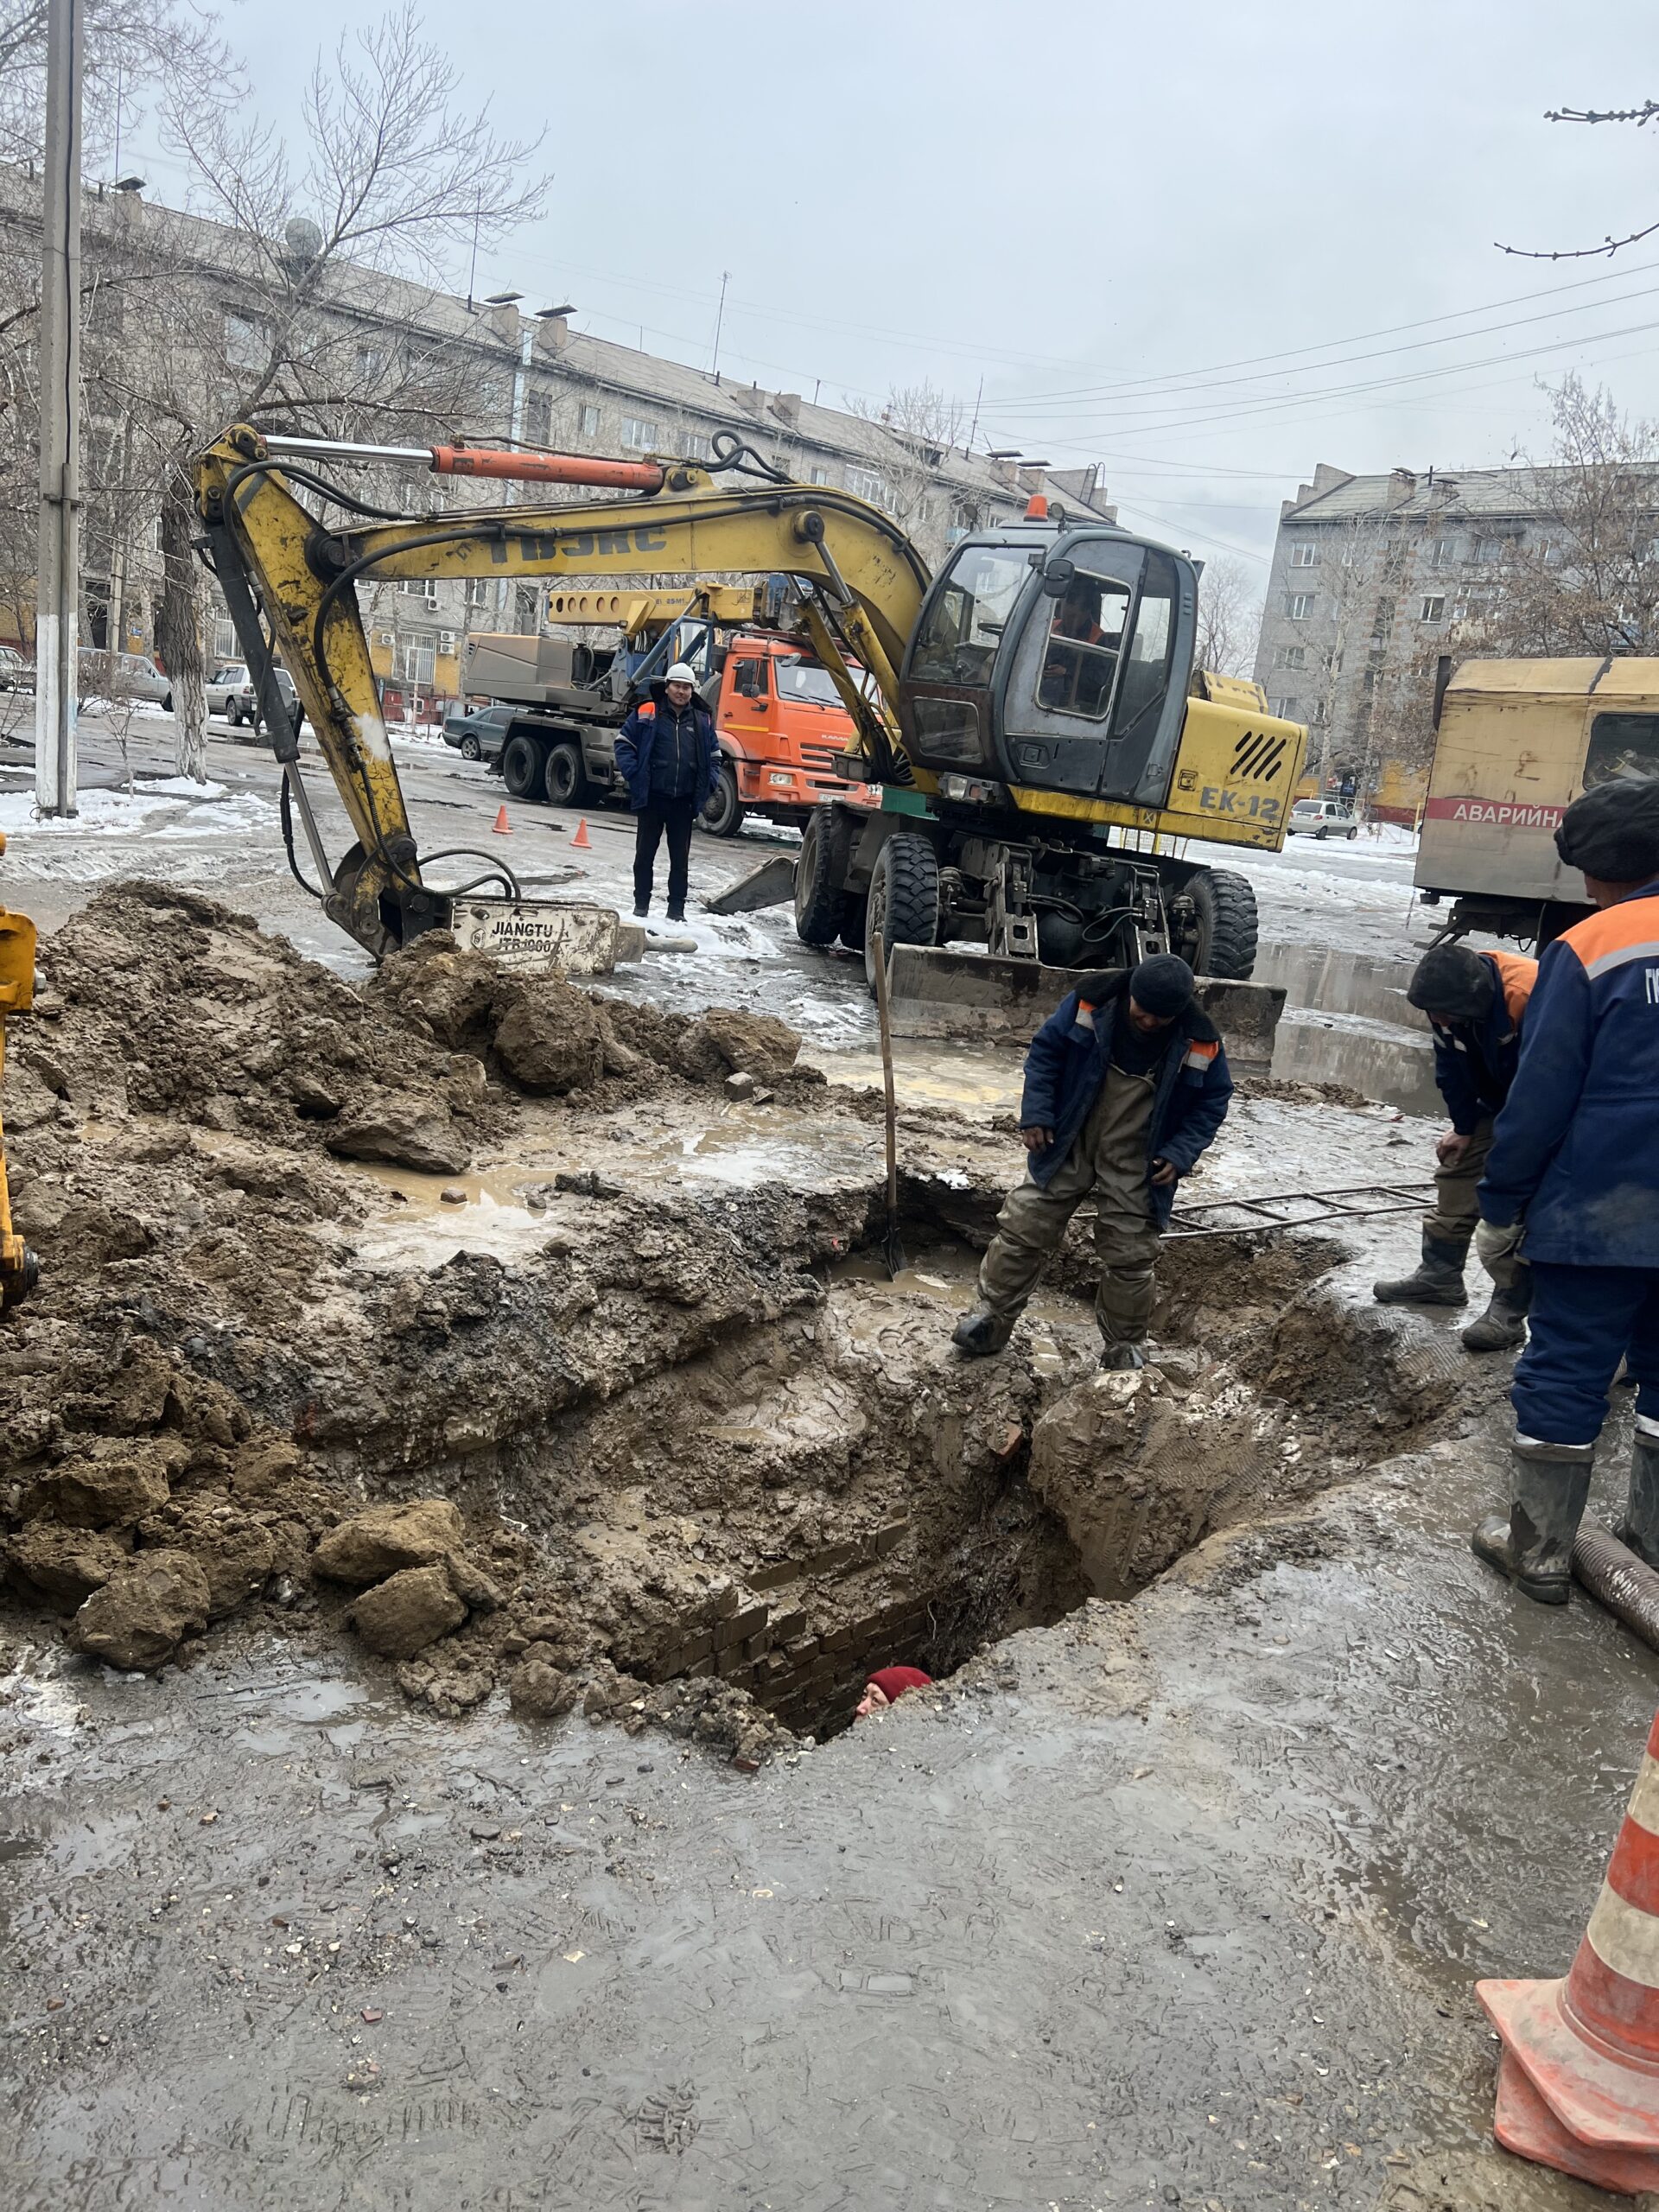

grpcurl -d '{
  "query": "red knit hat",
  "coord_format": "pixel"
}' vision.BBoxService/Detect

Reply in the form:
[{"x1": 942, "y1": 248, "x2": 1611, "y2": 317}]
[{"x1": 867, "y1": 1665, "x2": 932, "y2": 1705}]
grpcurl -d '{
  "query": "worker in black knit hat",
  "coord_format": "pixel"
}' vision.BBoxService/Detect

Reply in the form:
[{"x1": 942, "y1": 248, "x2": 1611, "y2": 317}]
[
  {"x1": 953, "y1": 954, "x2": 1233, "y2": 1371},
  {"x1": 1373, "y1": 939, "x2": 1538, "y2": 1351},
  {"x1": 1470, "y1": 775, "x2": 1659, "y2": 1605}
]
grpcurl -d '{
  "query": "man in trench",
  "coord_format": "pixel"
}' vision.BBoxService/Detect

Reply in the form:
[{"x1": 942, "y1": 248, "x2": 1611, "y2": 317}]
[
  {"x1": 952, "y1": 954, "x2": 1232, "y2": 1371},
  {"x1": 1372, "y1": 941, "x2": 1537, "y2": 1351}
]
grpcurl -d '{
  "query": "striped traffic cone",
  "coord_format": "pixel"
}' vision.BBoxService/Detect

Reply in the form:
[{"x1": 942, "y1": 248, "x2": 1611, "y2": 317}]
[{"x1": 1479, "y1": 1707, "x2": 1659, "y2": 2193}]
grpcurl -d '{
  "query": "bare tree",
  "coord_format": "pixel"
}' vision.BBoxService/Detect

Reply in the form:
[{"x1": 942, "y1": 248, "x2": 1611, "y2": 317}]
[
  {"x1": 111, "y1": 1, "x2": 549, "y2": 777},
  {"x1": 847, "y1": 378, "x2": 968, "y2": 537},
  {"x1": 0, "y1": 0, "x2": 230, "y2": 166},
  {"x1": 1499, "y1": 101, "x2": 1659, "y2": 260},
  {"x1": 1192, "y1": 554, "x2": 1261, "y2": 677},
  {"x1": 1462, "y1": 376, "x2": 1659, "y2": 656}
]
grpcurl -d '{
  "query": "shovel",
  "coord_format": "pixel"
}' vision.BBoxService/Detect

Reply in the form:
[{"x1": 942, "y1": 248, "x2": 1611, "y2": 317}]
[{"x1": 872, "y1": 943, "x2": 906, "y2": 1278}]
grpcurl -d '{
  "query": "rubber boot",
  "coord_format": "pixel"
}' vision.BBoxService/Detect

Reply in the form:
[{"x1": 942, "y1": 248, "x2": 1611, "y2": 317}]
[
  {"x1": 1098, "y1": 1341, "x2": 1146, "y2": 1373},
  {"x1": 952, "y1": 1310, "x2": 1012, "y2": 1359},
  {"x1": 1618, "y1": 1414, "x2": 1659, "y2": 1568},
  {"x1": 633, "y1": 901, "x2": 649, "y2": 919},
  {"x1": 665, "y1": 905, "x2": 686, "y2": 925},
  {"x1": 1461, "y1": 1270, "x2": 1533, "y2": 1352},
  {"x1": 1471, "y1": 1434, "x2": 1594, "y2": 1605},
  {"x1": 1373, "y1": 1232, "x2": 1468, "y2": 1307}
]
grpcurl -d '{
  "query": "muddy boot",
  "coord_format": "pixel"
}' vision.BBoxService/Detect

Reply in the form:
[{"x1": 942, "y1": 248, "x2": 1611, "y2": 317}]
[
  {"x1": 1618, "y1": 1415, "x2": 1659, "y2": 1568},
  {"x1": 952, "y1": 1310, "x2": 1012, "y2": 1359},
  {"x1": 1098, "y1": 1341, "x2": 1146, "y2": 1373},
  {"x1": 1471, "y1": 1434, "x2": 1594, "y2": 1605},
  {"x1": 1461, "y1": 1274, "x2": 1533, "y2": 1352},
  {"x1": 1373, "y1": 1233, "x2": 1468, "y2": 1307}
]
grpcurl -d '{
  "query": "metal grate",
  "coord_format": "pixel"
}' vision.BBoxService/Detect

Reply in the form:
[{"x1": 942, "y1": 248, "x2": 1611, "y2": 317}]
[{"x1": 1162, "y1": 1181, "x2": 1436, "y2": 1241}]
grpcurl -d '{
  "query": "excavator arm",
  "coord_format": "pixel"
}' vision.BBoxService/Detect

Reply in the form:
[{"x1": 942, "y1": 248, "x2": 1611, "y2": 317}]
[{"x1": 194, "y1": 427, "x2": 931, "y2": 957}]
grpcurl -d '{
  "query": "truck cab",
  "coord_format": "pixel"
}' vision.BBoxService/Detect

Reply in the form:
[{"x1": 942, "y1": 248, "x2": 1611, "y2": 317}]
[{"x1": 702, "y1": 632, "x2": 876, "y2": 836}]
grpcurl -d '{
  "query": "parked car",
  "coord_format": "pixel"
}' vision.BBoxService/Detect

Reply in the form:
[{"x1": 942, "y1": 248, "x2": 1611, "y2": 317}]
[
  {"x1": 442, "y1": 704, "x2": 514, "y2": 763},
  {"x1": 77, "y1": 648, "x2": 171, "y2": 708},
  {"x1": 205, "y1": 663, "x2": 251, "y2": 720},
  {"x1": 0, "y1": 645, "x2": 24, "y2": 690},
  {"x1": 1287, "y1": 795, "x2": 1359, "y2": 840}
]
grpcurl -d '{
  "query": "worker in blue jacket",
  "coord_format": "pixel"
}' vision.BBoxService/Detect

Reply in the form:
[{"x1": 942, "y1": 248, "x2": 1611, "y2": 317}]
[
  {"x1": 1373, "y1": 942, "x2": 1536, "y2": 1350},
  {"x1": 953, "y1": 955, "x2": 1232, "y2": 1371},
  {"x1": 1472, "y1": 775, "x2": 1659, "y2": 1605},
  {"x1": 613, "y1": 662, "x2": 721, "y2": 924}
]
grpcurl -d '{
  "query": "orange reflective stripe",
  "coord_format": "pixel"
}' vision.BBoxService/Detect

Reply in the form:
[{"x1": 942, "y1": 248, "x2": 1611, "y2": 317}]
[
  {"x1": 1561, "y1": 893, "x2": 1659, "y2": 974},
  {"x1": 637, "y1": 701, "x2": 656, "y2": 718}
]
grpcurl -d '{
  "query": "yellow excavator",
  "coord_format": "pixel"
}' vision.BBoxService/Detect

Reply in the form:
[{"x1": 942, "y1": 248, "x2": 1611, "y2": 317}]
[{"x1": 193, "y1": 425, "x2": 1306, "y2": 998}]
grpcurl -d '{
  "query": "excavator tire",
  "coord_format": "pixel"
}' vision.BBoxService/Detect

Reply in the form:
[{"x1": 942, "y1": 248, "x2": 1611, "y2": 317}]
[
  {"x1": 864, "y1": 832, "x2": 940, "y2": 992},
  {"x1": 795, "y1": 806, "x2": 849, "y2": 945},
  {"x1": 838, "y1": 893, "x2": 868, "y2": 955},
  {"x1": 1183, "y1": 866, "x2": 1258, "y2": 981}
]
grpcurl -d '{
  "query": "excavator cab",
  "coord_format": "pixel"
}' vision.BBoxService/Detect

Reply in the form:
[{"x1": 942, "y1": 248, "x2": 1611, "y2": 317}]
[{"x1": 899, "y1": 524, "x2": 1198, "y2": 815}]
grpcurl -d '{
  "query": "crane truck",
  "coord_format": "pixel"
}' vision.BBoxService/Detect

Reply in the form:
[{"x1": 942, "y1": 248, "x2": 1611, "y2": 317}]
[{"x1": 189, "y1": 426, "x2": 1306, "y2": 1020}]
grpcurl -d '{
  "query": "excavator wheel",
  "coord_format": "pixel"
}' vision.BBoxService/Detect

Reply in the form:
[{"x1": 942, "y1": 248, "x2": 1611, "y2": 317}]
[
  {"x1": 1178, "y1": 866, "x2": 1259, "y2": 981},
  {"x1": 795, "y1": 806, "x2": 849, "y2": 946},
  {"x1": 864, "y1": 832, "x2": 940, "y2": 993}
]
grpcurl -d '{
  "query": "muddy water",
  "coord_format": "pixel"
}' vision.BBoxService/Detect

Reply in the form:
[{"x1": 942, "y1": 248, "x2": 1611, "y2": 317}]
[{"x1": 1253, "y1": 943, "x2": 1440, "y2": 1115}]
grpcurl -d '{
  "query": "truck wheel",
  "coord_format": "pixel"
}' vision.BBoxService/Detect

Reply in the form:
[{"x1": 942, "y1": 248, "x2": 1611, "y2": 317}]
[
  {"x1": 1179, "y1": 867, "x2": 1258, "y2": 981},
  {"x1": 865, "y1": 832, "x2": 940, "y2": 992},
  {"x1": 794, "y1": 806, "x2": 847, "y2": 945},
  {"x1": 702, "y1": 762, "x2": 744, "y2": 838},
  {"x1": 502, "y1": 734, "x2": 543, "y2": 800},
  {"x1": 543, "y1": 742, "x2": 583, "y2": 805}
]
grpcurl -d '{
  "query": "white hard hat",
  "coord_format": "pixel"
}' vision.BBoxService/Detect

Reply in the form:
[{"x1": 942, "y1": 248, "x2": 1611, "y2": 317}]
[{"x1": 665, "y1": 661, "x2": 696, "y2": 684}]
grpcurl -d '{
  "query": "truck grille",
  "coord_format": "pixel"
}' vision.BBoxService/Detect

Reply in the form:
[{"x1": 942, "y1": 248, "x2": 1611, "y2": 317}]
[{"x1": 798, "y1": 742, "x2": 849, "y2": 773}]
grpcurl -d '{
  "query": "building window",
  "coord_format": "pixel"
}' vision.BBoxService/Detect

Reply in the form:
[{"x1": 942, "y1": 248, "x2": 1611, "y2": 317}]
[
  {"x1": 1430, "y1": 537, "x2": 1458, "y2": 568},
  {"x1": 435, "y1": 629, "x2": 457, "y2": 655},
  {"x1": 675, "y1": 426, "x2": 713, "y2": 460},
  {"x1": 620, "y1": 415, "x2": 658, "y2": 450},
  {"x1": 213, "y1": 619, "x2": 237, "y2": 662},
  {"x1": 356, "y1": 343, "x2": 387, "y2": 384},
  {"x1": 224, "y1": 310, "x2": 267, "y2": 370},
  {"x1": 151, "y1": 516, "x2": 165, "y2": 553},
  {"x1": 466, "y1": 578, "x2": 491, "y2": 608},
  {"x1": 401, "y1": 641, "x2": 435, "y2": 685},
  {"x1": 524, "y1": 391, "x2": 552, "y2": 447},
  {"x1": 1269, "y1": 698, "x2": 1300, "y2": 720},
  {"x1": 400, "y1": 579, "x2": 422, "y2": 596},
  {"x1": 1473, "y1": 536, "x2": 1506, "y2": 564},
  {"x1": 1419, "y1": 595, "x2": 1446, "y2": 623},
  {"x1": 807, "y1": 463, "x2": 830, "y2": 486},
  {"x1": 579, "y1": 404, "x2": 601, "y2": 438},
  {"x1": 1542, "y1": 539, "x2": 1566, "y2": 567},
  {"x1": 1285, "y1": 594, "x2": 1314, "y2": 620},
  {"x1": 846, "y1": 465, "x2": 894, "y2": 510},
  {"x1": 423, "y1": 580, "x2": 441, "y2": 609},
  {"x1": 1287, "y1": 540, "x2": 1318, "y2": 568},
  {"x1": 1272, "y1": 644, "x2": 1306, "y2": 670}
]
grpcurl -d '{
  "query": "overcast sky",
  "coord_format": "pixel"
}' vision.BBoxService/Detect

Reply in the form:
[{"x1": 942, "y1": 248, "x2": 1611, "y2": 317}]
[{"x1": 124, "y1": 0, "x2": 1659, "y2": 575}]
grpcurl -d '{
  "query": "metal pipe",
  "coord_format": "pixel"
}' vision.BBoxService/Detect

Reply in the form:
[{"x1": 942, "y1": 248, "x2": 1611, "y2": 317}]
[
  {"x1": 258, "y1": 433, "x2": 667, "y2": 493},
  {"x1": 1573, "y1": 1523, "x2": 1659, "y2": 1653}
]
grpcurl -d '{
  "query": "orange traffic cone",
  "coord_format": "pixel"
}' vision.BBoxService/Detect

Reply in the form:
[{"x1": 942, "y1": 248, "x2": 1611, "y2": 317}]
[
  {"x1": 571, "y1": 817, "x2": 591, "y2": 849},
  {"x1": 1479, "y1": 1706, "x2": 1659, "y2": 2193},
  {"x1": 493, "y1": 805, "x2": 511, "y2": 835}
]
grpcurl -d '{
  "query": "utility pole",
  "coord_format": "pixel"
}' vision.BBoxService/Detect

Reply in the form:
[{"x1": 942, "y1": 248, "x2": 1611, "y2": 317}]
[
  {"x1": 710, "y1": 270, "x2": 730, "y2": 385},
  {"x1": 967, "y1": 376, "x2": 982, "y2": 455},
  {"x1": 35, "y1": 0, "x2": 82, "y2": 817}
]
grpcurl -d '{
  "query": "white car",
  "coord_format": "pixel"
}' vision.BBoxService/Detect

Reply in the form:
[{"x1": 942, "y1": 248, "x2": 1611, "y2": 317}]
[
  {"x1": 206, "y1": 662, "x2": 304, "y2": 730},
  {"x1": 77, "y1": 648, "x2": 171, "y2": 707},
  {"x1": 1287, "y1": 796, "x2": 1359, "y2": 840}
]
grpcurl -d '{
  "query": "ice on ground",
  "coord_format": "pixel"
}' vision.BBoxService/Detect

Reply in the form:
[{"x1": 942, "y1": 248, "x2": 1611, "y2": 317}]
[{"x1": 0, "y1": 778, "x2": 272, "y2": 839}]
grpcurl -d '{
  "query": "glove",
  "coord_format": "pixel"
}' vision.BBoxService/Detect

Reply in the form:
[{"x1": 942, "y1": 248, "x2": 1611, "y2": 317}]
[{"x1": 1475, "y1": 1218, "x2": 1524, "y2": 1268}]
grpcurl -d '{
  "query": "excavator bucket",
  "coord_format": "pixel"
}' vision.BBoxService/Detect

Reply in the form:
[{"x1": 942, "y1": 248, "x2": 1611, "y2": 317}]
[{"x1": 884, "y1": 946, "x2": 1286, "y2": 1076}]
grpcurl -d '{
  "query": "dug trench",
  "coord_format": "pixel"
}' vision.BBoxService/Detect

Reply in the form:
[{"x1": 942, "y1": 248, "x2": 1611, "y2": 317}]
[{"x1": 0, "y1": 880, "x2": 1498, "y2": 1764}]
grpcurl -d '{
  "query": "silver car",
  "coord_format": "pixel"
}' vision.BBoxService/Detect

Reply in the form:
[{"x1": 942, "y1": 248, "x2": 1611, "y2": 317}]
[
  {"x1": 77, "y1": 648, "x2": 171, "y2": 707},
  {"x1": 1287, "y1": 795, "x2": 1359, "y2": 841}
]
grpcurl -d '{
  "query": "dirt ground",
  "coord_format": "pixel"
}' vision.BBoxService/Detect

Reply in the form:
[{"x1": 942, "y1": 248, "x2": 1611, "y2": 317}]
[{"x1": 3, "y1": 878, "x2": 1645, "y2": 2209}]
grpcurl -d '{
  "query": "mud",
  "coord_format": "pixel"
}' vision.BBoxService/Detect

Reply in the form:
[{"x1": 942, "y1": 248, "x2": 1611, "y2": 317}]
[{"x1": 0, "y1": 881, "x2": 1500, "y2": 1765}]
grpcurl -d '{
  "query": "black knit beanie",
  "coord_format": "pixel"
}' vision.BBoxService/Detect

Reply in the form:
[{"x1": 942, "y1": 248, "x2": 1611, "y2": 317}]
[
  {"x1": 1127, "y1": 954, "x2": 1196, "y2": 1020},
  {"x1": 1407, "y1": 943, "x2": 1494, "y2": 1022},
  {"x1": 1556, "y1": 776, "x2": 1659, "y2": 885}
]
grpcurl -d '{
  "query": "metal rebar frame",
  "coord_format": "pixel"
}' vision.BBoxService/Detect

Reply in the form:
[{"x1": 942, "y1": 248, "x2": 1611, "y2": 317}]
[{"x1": 1161, "y1": 1182, "x2": 1437, "y2": 1241}]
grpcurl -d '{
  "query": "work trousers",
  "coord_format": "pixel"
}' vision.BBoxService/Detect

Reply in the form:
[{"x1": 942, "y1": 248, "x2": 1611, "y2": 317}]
[
  {"x1": 1425, "y1": 1117, "x2": 1522, "y2": 1291},
  {"x1": 632, "y1": 794, "x2": 696, "y2": 914},
  {"x1": 978, "y1": 1065, "x2": 1160, "y2": 1349},
  {"x1": 1513, "y1": 1262, "x2": 1659, "y2": 1446}
]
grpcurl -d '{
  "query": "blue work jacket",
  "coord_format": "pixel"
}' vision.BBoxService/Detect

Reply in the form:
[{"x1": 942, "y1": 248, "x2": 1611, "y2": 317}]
[
  {"x1": 1432, "y1": 949, "x2": 1537, "y2": 1134},
  {"x1": 614, "y1": 683, "x2": 720, "y2": 815},
  {"x1": 1479, "y1": 881, "x2": 1659, "y2": 1266},
  {"x1": 1019, "y1": 972, "x2": 1233, "y2": 1228}
]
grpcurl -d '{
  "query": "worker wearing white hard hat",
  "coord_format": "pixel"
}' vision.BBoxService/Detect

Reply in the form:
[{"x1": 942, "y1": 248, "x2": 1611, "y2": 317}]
[{"x1": 613, "y1": 658, "x2": 721, "y2": 921}]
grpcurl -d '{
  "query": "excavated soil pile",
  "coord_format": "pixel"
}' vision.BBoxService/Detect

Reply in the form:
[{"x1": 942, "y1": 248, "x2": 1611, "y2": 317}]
[{"x1": 0, "y1": 880, "x2": 1490, "y2": 1761}]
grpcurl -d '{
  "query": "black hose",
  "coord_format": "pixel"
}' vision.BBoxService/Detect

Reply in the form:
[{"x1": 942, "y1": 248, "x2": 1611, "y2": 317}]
[
  {"x1": 1573, "y1": 1523, "x2": 1659, "y2": 1650},
  {"x1": 278, "y1": 769, "x2": 324, "y2": 900}
]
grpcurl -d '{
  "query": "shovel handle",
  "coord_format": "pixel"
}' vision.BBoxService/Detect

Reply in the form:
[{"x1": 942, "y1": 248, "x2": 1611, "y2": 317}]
[{"x1": 872, "y1": 943, "x2": 899, "y2": 1212}]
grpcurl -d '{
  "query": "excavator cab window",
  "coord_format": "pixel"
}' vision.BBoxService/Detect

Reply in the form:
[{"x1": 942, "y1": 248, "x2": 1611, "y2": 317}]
[
  {"x1": 909, "y1": 543, "x2": 1030, "y2": 686},
  {"x1": 1037, "y1": 573, "x2": 1133, "y2": 718}
]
